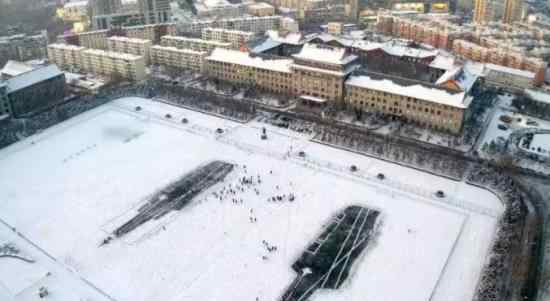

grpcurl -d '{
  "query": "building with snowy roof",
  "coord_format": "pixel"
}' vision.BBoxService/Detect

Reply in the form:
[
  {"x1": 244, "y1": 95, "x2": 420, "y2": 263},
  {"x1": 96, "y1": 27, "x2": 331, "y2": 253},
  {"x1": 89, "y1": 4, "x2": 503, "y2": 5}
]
[
  {"x1": 292, "y1": 43, "x2": 359, "y2": 104},
  {"x1": 0, "y1": 60, "x2": 36, "y2": 80},
  {"x1": 483, "y1": 64, "x2": 536, "y2": 90},
  {"x1": 205, "y1": 48, "x2": 294, "y2": 95},
  {"x1": 345, "y1": 73, "x2": 473, "y2": 133},
  {"x1": 1, "y1": 65, "x2": 66, "y2": 117}
]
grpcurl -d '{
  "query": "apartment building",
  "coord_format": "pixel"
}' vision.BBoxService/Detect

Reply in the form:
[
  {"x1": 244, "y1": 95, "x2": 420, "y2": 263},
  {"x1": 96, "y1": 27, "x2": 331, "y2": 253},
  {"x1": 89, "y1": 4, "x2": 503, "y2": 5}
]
[
  {"x1": 47, "y1": 43, "x2": 146, "y2": 81},
  {"x1": 247, "y1": 2, "x2": 275, "y2": 16},
  {"x1": 205, "y1": 48, "x2": 294, "y2": 95},
  {"x1": 124, "y1": 23, "x2": 177, "y2": 44},
  {"x1": 345, "y1": 74, "x2": 472, "y2": 133},
  {"x1": 474, "y1": 0, "x2": 505, "y2": 23},
  {"x1": 138, "y1": 0, "x2": 172, "y2": 24},
  {"x1": 62, "y1": 0, "x2": 89, "y2": 22},
  {"x1": 161, "y1": 35, "x2": 231, "y2": 53},
  {"x1": 81, "y1": 49, "x2": 146, "y2": 81},
  {"x1": 89, "y1": 0, "x2": 122, "y2": 16},
  {"x1": 150, "y1": 45, "x2": 207, "y2": 72},
  {"x1": 378, "y1": 15, "x2": 471, "y2": 49},
  {"x1": 483, "y1": 63, "x2": 535, "y2": 90},
  {"x1": 452, "y1": 39, "x2": 546, "y2": 84},
  {"x1": 201, "y1": 28, "x2": 255, "y2": 49},
  {"x1": 0, "y1": 33, "x2": 48, "y2": 67},
  {"x1": 47, "y1": 43, "x2": 86, "y2": 70},
  {"x1": 181, "y1": 16, "x2": 281, "y2": 35},
  {"x1": 78, "y1": 30, "x2": 109, "y2": 50},
  {"x1": 503, "y1": 0, "x2": 523, "y2": 24},
  {"x1": 108, "y1": 36, "x2": 152, "y2": 64}
]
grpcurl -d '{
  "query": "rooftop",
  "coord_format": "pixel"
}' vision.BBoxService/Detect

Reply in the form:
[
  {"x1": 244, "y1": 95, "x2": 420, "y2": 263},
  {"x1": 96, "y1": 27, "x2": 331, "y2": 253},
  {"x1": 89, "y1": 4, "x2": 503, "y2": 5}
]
[
  {"x1": 151, "y1": 45, "x2": 207, "y2": 55},
  {"x1": 162, "y1": 35, "x2": 231, "y2": 47},
  {"x1": 203, "y1": 27, "x2": 255, "y2": 36},
  {"x1": 484, "y1": 63, "x2": 535, "y2": 79},
  {"x1": 524, "y1": 89, "x2": 550, "y2": 105},
  {"x1": 5, "y1": 65, "x2": 64, "y2": 93},
  {"x1": 293, "y1": 43, "x2": 357, "y2": 65},
  {"x1": 0, "y1": 61, "x2": 35, "y2": 78},
  {"x1": 346, "y1": 74, "x2": 471, "y2": 108},
  {"x1": 83, "y1": 49, "x2": 143, "y2": 61},
  {"x1": 47, "y1": 43, "x2": 86, "y2": 51},
  {"x1": 108, "y1": 36, "x2": 152, "y2": 44},
  {"x1": 207, "y1": 48, "x2": 292, "y2": 73}
]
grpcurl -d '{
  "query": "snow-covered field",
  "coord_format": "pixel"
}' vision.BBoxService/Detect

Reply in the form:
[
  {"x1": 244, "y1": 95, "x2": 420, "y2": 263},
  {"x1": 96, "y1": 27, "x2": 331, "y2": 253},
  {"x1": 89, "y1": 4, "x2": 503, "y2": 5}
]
[{"x1": 0, "y1": 97, "x2": 503, "y2": 301}]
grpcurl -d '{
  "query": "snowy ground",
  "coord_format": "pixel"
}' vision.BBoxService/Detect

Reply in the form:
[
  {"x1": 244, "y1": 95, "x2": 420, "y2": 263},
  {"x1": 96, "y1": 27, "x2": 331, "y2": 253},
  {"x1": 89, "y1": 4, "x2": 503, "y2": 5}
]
[{"x1": 0, "y1": 97, "x2": 503, "y2": 301}]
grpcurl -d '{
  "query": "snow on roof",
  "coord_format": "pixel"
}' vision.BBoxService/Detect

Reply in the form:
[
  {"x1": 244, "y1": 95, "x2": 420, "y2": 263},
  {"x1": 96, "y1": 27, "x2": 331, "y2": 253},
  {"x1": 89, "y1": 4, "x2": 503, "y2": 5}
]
[
  {"x1": 204, "y1": 27, "x2": 254, "y2": 37},
  {"x1": 248, "y1": 2, "x2": 274, "y2": 8},
  {"x1": 381, "y1": 42, "x2": 438, "y2": 59},
  {"x1": 251, "y1": 38, "x2": 281, "y2": 53},
  {"x1": 83, "y1": 49, "x2": 143, "y2": 61},
  {"x1": 48, "y1": 43, "x2": 86, "y2": 51},
  {"x1": 64, "y1": 0, "x2": 88, "y2": 8},
  {"x1": 207, "y1": 48, "x2": 292, "y2": 73},
  {"x1": 346, "y1": 74, "x2": 470, "y2": 108},
  {"x1": 293, "y1": 43, "x2": 357, "y2": 65},
  {"x1": 108, "y1": 36, "x2": 151, "y2": 44},
  {"x1": 162, "y1": 35, "x2": 231, "y2": 47},
  {"x1": 484, "y1": 63, "x2": 535, "y2": 79},
  {"x1": 1, "y1": 60, "x2": 35, "y2": 77},
  {"x1": 266, "y1": 30, "x2": 304, "y2": 45},
  {"x1": 464, "y1": 61, "x2": 485, "y2": 77},
  {"x1": 429, "y1": 54, "x2": 456, "y2": 71},
  {"x1": 524, "y1": 89, "x2": 550, "y2": 105},
  {"x1": 300, "y1": 95, "x2": 327, "y2": 103},
  {"x1": 6, "y1": 65, "x2": 63, "y2": 93},
  {"x1": 152, "y1": 45, "x2": 206, "y2": 55}
]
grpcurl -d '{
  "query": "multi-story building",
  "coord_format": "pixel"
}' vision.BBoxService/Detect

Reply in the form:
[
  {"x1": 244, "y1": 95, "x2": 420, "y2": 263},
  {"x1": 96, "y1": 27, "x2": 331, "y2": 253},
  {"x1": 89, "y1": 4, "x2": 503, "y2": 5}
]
[
  {"x1": 247, "y1": 2, "x2": 275, "y2": 16},
  {"x1": 62, "y1": 0, "x2": 89, "y2": 22},
  {"x1": 108, "y1": 36, "x2": 152, "y2": 64},
  {"x1": 345, "y1": 73, "x2": 472, "y2": 133},
  {"x1": 47, "y1": 43, "x2": 87, "y2": 70},
  {"x1": 291, "y1": 43, "x2": 358, "y2": 103},
  {"x1": 473, "y1": 0, "x2": 504, "y2": 23},
  {"x1": 77, "y1": 30, "x2": 109, "y2": 49},
  {"x1": 81, "y1": 49, "x2": 146, "y2": 81},
  {"x1": 206, "y1": 48, "x2": 294, "y2": 95},
  {"x1": 48, "y1": 43, "x2": 146, "y2": 81},
  {"x1": 503, "y1": 0, "x2": 523, "y2": 24},
  {"x1": 2, "y1": 65, "x2": 66, "y2": 117},
  {"x1": 0, "y1": 83, "x2": 9, "y2": 117},
  {"x1": 92, "y1": 11, "x2": 146, "y2": 30},
  {"x1": 181, "y1": 16, "x2": 281, "y2": 35},
  {"x1": 124, "y1": 22, "x2": 177, "y2": 43},
  {"x1": 138, "y1": 0, "x2": 172, "y2": 24},
  {"x1": 206, "y1": 43, "x2": 358, "y2": 103},
  {"x1": 90, "y1": 0, "x2": 122, "y2": 16},
  {"x1": 161, "y1": 35, "x2": 231, "y2": 53},
  {"x1": 376, "y1": 14, "x2": 471, "y2": 49},
  {"x1": 0, "y1": 33, "x2": 48, "y2": 67},
  {"x1": 150, "y1": 45, "x2": 206, "y2": 72},
  {"x1": 483, "y1": 63, "x2": 535, "y2": 90},
  {"x1": 195, "y1": 1, "x2": 247, "y2": 18},
  {"x1": 452, "y1": 39, "x2": 547, "y2": 84},
  {"x1": 201, "y1": 28, "x2": 255, "y2": 49}
]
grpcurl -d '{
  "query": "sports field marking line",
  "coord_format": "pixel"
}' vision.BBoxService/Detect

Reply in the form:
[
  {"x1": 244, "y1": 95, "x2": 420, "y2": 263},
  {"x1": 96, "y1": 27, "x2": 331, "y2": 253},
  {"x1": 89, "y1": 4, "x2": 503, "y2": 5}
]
[
  {"x1": 320, "y1": 208, "x2": 365, "y2": 289},
  {"x1": 334, "y1": 209, "x2": 371, "y2": 288}
]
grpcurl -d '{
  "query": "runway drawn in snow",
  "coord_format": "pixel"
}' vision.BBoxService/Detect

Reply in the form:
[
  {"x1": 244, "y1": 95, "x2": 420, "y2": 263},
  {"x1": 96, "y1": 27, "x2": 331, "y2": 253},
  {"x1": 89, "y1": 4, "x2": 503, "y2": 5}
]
[
  {"x1": 109, "y1": 160, "x2": 234, "y2": 239},
  {"x1": 282, "y1": 205, "x2": 381, "y2": 301}
]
